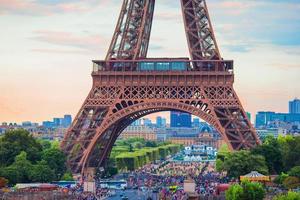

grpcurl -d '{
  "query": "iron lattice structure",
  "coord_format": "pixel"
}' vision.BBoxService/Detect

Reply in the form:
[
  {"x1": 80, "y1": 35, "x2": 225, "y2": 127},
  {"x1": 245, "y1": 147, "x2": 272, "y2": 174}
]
[{"x1": 61, "y1": 0, "x2": 260, "y2": 174}]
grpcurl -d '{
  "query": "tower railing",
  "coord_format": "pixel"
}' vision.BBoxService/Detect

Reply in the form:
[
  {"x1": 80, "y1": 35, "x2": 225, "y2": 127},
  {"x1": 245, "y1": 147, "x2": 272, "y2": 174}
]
[{"x1": 92, "y1": 59, "x2": 233, "y2": 73}]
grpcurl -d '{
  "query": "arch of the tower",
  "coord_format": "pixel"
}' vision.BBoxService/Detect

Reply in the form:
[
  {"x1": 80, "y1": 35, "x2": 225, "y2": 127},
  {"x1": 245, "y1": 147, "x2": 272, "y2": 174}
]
[{"x1": 78, "y1": 100, "x2": 247, "y2": 174}]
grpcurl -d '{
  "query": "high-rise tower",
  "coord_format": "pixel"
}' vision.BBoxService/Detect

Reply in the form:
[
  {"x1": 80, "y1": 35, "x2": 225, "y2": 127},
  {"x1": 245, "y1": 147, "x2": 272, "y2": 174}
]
[{"x1": 62, "y1": 0, "x2": 260, "y2": 174}]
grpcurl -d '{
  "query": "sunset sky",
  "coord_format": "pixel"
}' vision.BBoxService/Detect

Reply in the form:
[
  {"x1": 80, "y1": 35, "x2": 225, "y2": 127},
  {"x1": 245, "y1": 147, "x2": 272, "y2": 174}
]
[{"x1": 0, "y1": 0, "x2": 300, "y2": 124}]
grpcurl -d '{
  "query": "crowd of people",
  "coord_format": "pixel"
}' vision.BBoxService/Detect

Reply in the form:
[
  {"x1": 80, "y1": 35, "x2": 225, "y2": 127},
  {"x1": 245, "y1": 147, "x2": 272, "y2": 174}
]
[
  {"x1": 68, "y1": 184, "x2": 112, "y2": 200},
  {"x1": 125, "y1": 160, "x2": 229, "y2": 199}
]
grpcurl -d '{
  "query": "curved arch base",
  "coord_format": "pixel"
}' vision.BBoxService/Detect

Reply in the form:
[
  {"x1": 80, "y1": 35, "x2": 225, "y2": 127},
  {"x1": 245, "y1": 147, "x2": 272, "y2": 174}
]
[{"x1": 61, "y1": 72, "x2": 260, "y2": 174}]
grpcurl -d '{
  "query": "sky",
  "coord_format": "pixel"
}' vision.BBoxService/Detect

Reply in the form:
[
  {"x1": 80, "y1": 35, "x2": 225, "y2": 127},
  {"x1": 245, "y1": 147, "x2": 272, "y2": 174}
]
[{"x1": 0, "y1": 0, "x2": 300, "y2": 124}]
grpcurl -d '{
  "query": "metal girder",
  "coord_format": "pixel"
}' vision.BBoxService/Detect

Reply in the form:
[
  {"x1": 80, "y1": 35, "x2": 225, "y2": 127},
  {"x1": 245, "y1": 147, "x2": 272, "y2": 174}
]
[
  {"x1": 181, "y1": 0, "x2": 221, "y2": 60},
  {"x1": 61, "y1": 0, "x2": 260, "y2": 174},
  {"x1": 105, "y1": 0, "x2": 155, "y2": 60}
]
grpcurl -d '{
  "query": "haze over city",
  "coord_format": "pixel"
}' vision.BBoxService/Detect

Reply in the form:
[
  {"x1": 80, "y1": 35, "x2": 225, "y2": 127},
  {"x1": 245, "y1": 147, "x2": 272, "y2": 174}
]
[{"x1": 0, "y1": 0, "x2": 300, "y2": 123}]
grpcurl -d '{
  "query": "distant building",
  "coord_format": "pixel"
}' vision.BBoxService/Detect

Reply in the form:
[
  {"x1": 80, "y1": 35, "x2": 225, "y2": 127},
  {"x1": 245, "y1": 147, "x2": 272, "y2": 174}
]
[
  {"x1": 192, "y1": 118, "x2": 200, "y2": 128},
  {"x1": 120, "y1": 125, "x2": 156, "y2": 140},
  {"x1": 22, "y1": 121, "x2": 32, "y2": 127},
  {"x1": 143, "y1": 118, "x2": 152, "y2": 126},
  {"x1": 170, "y1": 111, "x2": 191, "y2": 128},
  {"x1": 161, "y1": 118, "x2": 167, "y2": 127},
  {"x1": 169, "y1": 132, "x2": 223, "y2": 149},
  {"x1": 289, "y1": 98, "x2": 300, "y2": 114},
  {"x1": 256, "y1": 128, "x2": 279, "y2": 139},
  {"x1": 62, "y1": 115, "x2": 72, "y2": 127},
  {"x1": 42, "y1": 114, "x2": 72, "y2": 128},
  {"x1": 155, "y1": 116, "x2": 166, "y2": 128},
  {"x1": 53, "y1": 118, "x2": 61, "y2": 127},
  {"x1": 42, "y1": 121, "x2": 55, "y2": 128},
  {"x1": 255, "y1": 111, "x2": 300, "y2": 128},
  {"x1": 131, "y1": 119, "x2": 142, "y2": 126},
  {"x1": 156, "y1": 116, "x2": 163, "y2": 128}
]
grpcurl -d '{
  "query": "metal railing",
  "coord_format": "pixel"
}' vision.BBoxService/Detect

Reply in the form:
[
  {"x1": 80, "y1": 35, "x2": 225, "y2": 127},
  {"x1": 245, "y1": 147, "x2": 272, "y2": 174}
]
[{"x1": 92, "y1": 59, "x2": 233, "y2": 73}]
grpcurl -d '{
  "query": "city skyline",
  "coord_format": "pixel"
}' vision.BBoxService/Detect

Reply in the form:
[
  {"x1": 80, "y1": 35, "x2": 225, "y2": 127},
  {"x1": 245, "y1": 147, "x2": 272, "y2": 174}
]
[{"x1": 1, "y1": 0, "x2": 300, "y2": 123}]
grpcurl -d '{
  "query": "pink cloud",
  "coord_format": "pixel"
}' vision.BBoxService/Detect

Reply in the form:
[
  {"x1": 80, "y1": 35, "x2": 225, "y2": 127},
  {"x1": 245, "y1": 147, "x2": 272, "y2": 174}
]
[
  {"x1": 32, "y1": 30, "x2": 108, "y2": 51},
  {"x1": 155, "y1": 12, "x2": 181, "y2": 21},
  {"x1": 210, "y1": 1, "x2": 260, "y2": 16},
  {"x1": 0, "y1": 0, "x2": 103, "y2": 15}
]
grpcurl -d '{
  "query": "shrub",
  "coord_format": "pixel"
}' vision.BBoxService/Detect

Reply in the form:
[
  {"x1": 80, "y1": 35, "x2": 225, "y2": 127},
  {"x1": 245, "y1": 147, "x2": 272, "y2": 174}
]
[
  {"x1": 282, "y1": 176, "x2": 300, "y2": 189},
  {"x1": 273, "y1": 191, "x2": 300, "y2": 200}
]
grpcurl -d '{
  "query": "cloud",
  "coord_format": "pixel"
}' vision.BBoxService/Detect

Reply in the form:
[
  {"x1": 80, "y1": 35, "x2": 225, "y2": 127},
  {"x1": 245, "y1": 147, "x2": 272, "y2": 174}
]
[
  {"x1": 31, "y1": 30, "x2": 108, "y2": 52},
  {"x1": 31, "y1": 48, "x2": 90, "y2": 55},
  {"x1": 155, "y1": 12, "x2": 181, "y2": 21},
  {"x1": 0, "y1": 0, "x2": 105, "y2": 15},
  {"x1": 269, "y1": 63, "x2": 300, "y2": 70},
  {"x1": 223, "y1": 44, "x2": 251, "y2": 53}
]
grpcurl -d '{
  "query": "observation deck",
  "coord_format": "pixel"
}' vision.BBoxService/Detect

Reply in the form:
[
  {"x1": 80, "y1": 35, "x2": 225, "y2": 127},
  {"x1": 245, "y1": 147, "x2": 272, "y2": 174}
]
[
  {"x1": 91, "y1": 58, "x2": 234, "y2": 86},
  {"x1": 92, "y1": 58, "x2": 233, "y2": 73}
]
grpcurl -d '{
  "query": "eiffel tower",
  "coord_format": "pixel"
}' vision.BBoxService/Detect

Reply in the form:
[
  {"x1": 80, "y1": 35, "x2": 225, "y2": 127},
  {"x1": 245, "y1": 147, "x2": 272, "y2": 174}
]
[{"x1": 61, "y1": 0, "x2": 260, "y2": 174}]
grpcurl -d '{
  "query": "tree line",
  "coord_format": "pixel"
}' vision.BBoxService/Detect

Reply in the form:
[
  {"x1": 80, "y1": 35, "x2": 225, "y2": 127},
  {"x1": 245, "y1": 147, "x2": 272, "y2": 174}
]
[
  {"x1": 105, "y1": 138, "x2": 182, "y2": 175},
  {"x1": 0, "y1": 130, "x2": 72, "y2": 185},
  {"x1": 217, "y1": 135, "x2": 300, "y2": 190}
]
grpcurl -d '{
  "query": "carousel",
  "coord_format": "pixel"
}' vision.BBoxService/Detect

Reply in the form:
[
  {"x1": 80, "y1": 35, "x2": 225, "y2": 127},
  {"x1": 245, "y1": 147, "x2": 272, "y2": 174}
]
[{"x1": 240, "y1": 171, "x2": 270, "y2": 182}]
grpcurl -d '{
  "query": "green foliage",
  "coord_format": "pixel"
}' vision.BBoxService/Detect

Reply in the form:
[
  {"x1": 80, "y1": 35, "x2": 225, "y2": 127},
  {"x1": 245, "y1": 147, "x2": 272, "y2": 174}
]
[
  {"x1": 113, "y1": 139, "x2": 180, "y2": 171},
  {"x1": 0, "y1": 130, "x2": 68, "y2": 185},
  {"x1": 38, "y1": 139, "x2": 52, "y2": 150},
  {"x1": 42, "y1": 147, "x2": 66, "y2": 180},
  {"x1": 0, "y1": 166, "x2": 22, "y2": 185},
  {"x1": 145, "y1": 140, "x2": 157, "y2": 147},
  {"x1": 216, "y1": 159, "x2": 224, "y2": 172},
  {"x1": 279, "y1": 136, "x2": 300, "y2": 171},
  {"x1": 282, "y1": 176, "x2": 300, "y2": 189},
  {"x1": 223, "y1": 150, "x2": 268, "y2": 179},
  {"x1": 240, "y1": 181, "x2": 266, "y2": 200},
  {"x1": 219, "y1": 144, "x2": 230, "y2": 153},
  {"x1": 288, "y1": 166, "x2": 300, "y2": 178},
  {"x1": 251, "y1": 136, "x2": 284, "y2": 174},
  {"x1": 128, "y1": 144, "x2": 134, "y2": 152},
  {"x1": 29, "y1": 160, "x2": 55, "y2": 183},
  {"x1": 0, "y1": 129, "x2": 42, "y2": 166},
  {"x1": 61, "y1": 172, "x2": 74, "y2": 181},
  {"x1": 274, "y1": 172, "x2": 289, "y2": 184},
  {"x1": 133, "y1": 142, "x2": 143, "y2": 149},
  {"x1": 273, "y1": 191, "x2": 300, "y2": 200},
  {"x1": 225, "y1": 184, "x2": 244, "y2": 200},
  {"x1": 226, "y1": 181, "x2": 265, "y2": 200},
  {"x1": 0, "y1": 151, "x2": 32, "y2": 184}
]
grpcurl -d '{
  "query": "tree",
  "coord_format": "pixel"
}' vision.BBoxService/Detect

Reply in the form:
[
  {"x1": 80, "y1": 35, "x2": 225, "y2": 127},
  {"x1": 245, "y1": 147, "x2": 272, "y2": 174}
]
[
  {"x1": 30, "y1": 160, "x2": 55, "y2": 183},
  {"x1": 42, "y1": 147, "x2": 66, "y2": 180},
  {"x1": 274, "y1": 172, "x2": 289, "y2": 185},
  {"x1": 288, "y1": 166, "x2": 300, "y2": 178},
  {"x1": 10, "y1": 151, "x2": 33, "y2": 183},
  {"x1": 129, "y1": 144, "x2": 134, "y2": 152},
  {"x1": 278, "y1": 136, "x2": 300, "y2": 171},
  {"x1": 251, "y1": 136, "x2": 284, "y2": 174},
  {"x1": 216, "y1": 159, "x2": 224, "y2": 172},
  {"x1": 225, "y1": 184, "x2": 243, "y2": 200},
  {"x1": 0, "y1": 130, "x2": 42, "y2": 166},
  {"x1": 133, "y1": 142, "x2": 143, "y2": 149},
  {"x1": 273, "y1": 191, "x2": 300, "y2": 200},
  {"x1": 61, "y1": 172, "x2": 74, "y2": 181},
  {"x1": 226, "y1": 181, "x2": 265, "y2": 200},
  {"x1": 223, "y1": 150, "x2": 268, "y2": 179},
  {"x1": 0, "y1": 151, "x2": 32, "y2": 184},
  {"x1": 282, "y1": 176, "x2": 300, "y2": 189},
  {"x1": 240, "y1": 181, "x2": 266, "y2": 200},
  {"x1": 145, "y1": 140, "x2": 157, "y2": 147},
  {"x1": 0, "y1": 166, "x2": 21, "y2": 185},
  {"x1": 38, "y1": 139, "x2": 52, "y2": 150}
]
